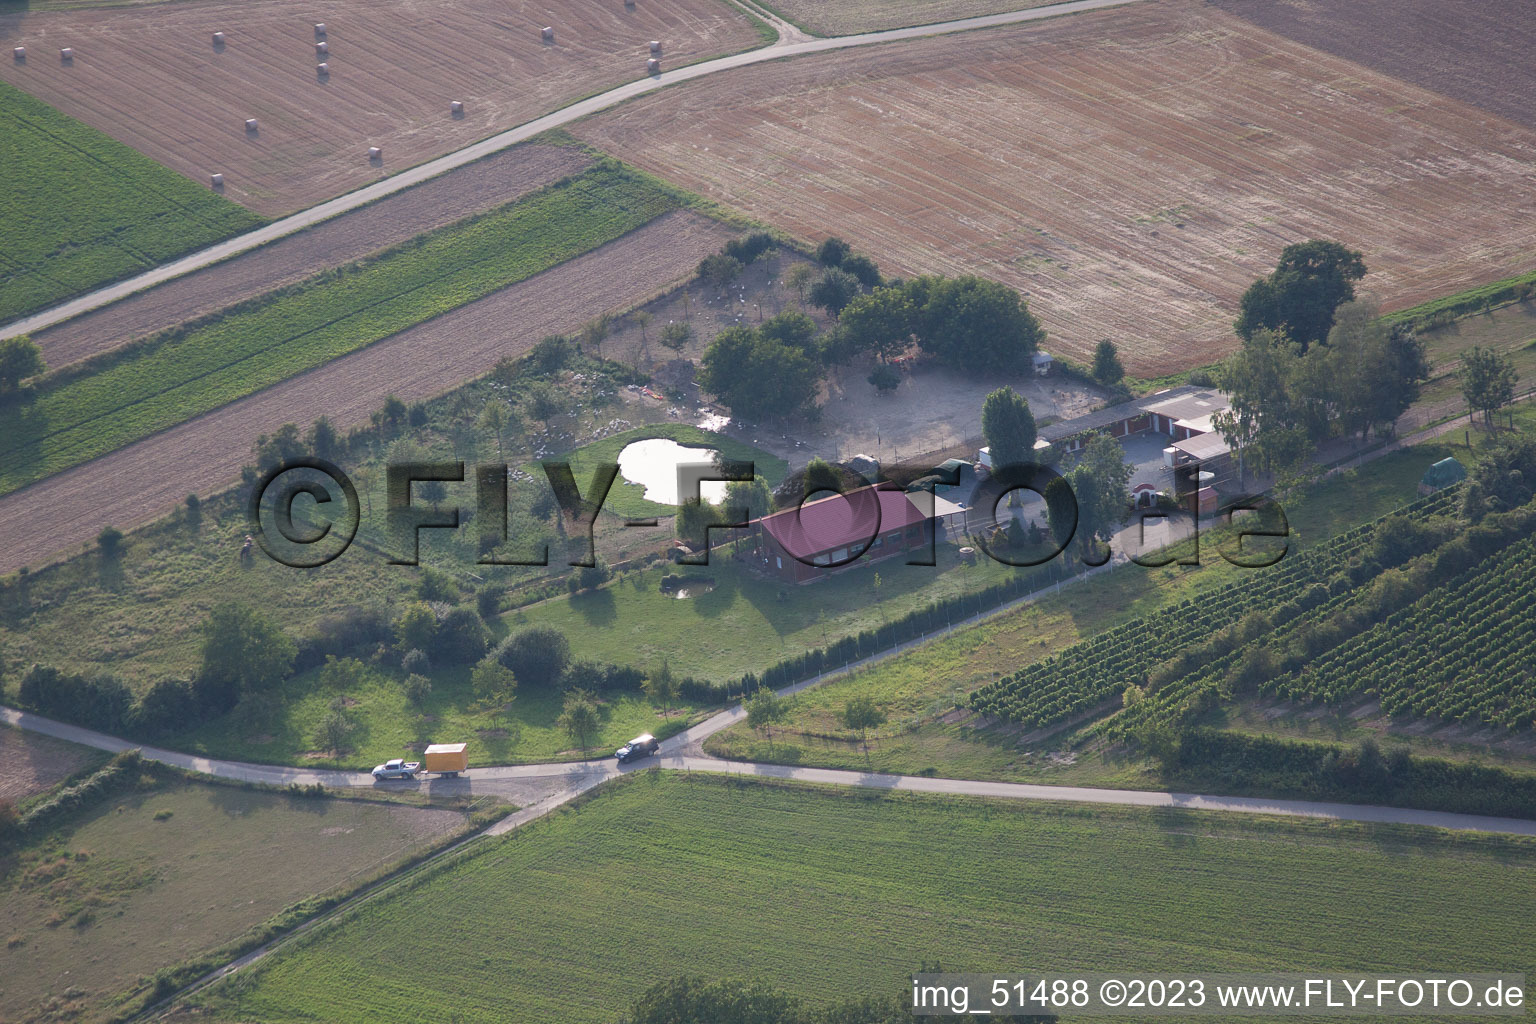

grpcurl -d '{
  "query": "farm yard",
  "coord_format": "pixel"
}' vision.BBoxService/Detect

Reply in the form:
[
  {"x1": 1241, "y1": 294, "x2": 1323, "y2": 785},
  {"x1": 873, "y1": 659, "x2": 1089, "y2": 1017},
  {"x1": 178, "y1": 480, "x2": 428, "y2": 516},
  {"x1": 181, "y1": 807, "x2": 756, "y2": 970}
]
[
  {"x1": 188, "y1": 774, "x2": 1536, "y2": 1024},
  {"x1": 0, "y1": 0, "x2": 763, "y2": 215},
  {"x1": 761, "y1": 0, "x2": 1057, "y2": 36},
  {"x1": 0, "y1": 81, "x2": 262, "y2": 324},
  {"x1": 0, "y1": 206, "x2": 736, "y2": 574},
  {"x1": 0, "y1": 772, "x2": 478, "y2": 1024},
  {"x1": 574, "y1": 0, "x2": 1536, "y2": 376},
  {"x1": 1214, "y1": 0, "x2": 1536, "y2": 132},
  {"x1": 32, "y1": 142, "x2": 593, "y2": 371}
]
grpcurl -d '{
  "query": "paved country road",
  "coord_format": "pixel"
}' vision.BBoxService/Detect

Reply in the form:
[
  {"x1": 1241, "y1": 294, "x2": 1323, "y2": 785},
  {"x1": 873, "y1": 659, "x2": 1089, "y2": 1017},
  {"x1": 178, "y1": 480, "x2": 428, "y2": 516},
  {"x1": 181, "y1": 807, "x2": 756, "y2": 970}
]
[
  {"x1": 6, "y1": 703, "x2": 1535, "y2": 837},
  {"x1": 0, "y1": 0, "x2": 1149, "y2": 342}
]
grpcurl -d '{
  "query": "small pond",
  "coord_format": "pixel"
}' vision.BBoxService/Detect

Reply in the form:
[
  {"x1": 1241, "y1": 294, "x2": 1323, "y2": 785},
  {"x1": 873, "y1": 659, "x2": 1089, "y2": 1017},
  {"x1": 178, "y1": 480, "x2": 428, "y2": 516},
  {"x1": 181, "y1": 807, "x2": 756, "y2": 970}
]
[{"x1": 617, "y1": 438, "x2": 727, "y2": 505}]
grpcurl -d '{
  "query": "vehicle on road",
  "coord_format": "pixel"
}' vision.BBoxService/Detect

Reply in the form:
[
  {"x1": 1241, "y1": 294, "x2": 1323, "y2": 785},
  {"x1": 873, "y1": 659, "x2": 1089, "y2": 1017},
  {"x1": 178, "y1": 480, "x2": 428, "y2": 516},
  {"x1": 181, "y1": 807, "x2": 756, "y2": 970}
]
[
  {"x1": 615, "y1": 734, "x2": 661, "y2": 763},
  {"x1": 371, "y1": 759, "x2": 420, "y2": 780},
  {"x1": 423, "y1": 742, "x2": 470, "y2": 778}
]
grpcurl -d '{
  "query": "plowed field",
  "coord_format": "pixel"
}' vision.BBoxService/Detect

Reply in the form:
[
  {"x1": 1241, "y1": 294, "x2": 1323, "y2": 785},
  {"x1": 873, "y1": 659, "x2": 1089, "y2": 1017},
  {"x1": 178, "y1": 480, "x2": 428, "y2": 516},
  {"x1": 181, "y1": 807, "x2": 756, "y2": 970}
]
[
  {"x1": 0, "y1": 0, "x2": 759, "y2": 214},
  {"x1": 0, "y1": 210, "x2": 734, "y2": 575},
  {"x1": 574, "y1": 0, "x2": 1536, "y2": 375}
]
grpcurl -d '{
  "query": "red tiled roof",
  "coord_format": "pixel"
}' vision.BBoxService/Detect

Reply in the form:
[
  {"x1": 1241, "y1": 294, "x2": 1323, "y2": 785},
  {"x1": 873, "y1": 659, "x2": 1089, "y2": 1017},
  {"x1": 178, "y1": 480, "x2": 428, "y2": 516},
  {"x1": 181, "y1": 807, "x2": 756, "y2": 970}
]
[{"x1": 756, "y1": 486, "x2": 926, "y2": 560}]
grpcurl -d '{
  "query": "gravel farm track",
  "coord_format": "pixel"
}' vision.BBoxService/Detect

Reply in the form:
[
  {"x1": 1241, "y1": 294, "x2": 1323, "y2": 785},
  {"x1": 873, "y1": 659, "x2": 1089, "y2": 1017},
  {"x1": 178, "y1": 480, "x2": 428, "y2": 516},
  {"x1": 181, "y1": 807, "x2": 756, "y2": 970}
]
[
  {"x1": 33, "y1": 144, "x2": 593, "y2": 371},
  {"x1": 0, "y1": 0, "x2": 760, "y2": 214},
  {"x1": 575, "y1": 0, "x2": 1536, "y2": 375},
  {"x1": 0, "y1": 210, "x2": 734, "y2": 576},
  {"x1": 1213, "y1": 0, "x2": 1536, "y2": 133}
]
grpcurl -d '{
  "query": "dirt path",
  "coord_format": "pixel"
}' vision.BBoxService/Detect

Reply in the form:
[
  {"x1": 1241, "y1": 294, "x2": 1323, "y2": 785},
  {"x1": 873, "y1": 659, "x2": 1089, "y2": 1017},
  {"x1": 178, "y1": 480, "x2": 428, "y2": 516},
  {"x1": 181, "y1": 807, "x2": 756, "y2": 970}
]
[
  {"x1": 0, "y1": 210, "x2": 734, "y2": 574},
  {"x1": 33, "y1": 144, "x2": 592, "y2": 370}
]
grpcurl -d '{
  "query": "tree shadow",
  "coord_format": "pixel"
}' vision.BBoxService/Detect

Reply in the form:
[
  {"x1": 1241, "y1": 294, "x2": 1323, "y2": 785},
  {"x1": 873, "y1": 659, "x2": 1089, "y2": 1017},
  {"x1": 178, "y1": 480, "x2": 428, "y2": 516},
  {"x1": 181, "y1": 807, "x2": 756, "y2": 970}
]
[{"x1": 569, "y1": 587, "x2": 616, "y2": 628}]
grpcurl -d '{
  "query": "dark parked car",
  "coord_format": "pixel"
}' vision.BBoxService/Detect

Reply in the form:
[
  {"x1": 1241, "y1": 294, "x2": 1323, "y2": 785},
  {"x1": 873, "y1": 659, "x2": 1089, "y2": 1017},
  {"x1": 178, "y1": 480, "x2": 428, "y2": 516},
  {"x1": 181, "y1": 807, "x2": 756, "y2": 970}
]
[{"x1": 615, "y1": 733, "x2": 661, "y2": 763}]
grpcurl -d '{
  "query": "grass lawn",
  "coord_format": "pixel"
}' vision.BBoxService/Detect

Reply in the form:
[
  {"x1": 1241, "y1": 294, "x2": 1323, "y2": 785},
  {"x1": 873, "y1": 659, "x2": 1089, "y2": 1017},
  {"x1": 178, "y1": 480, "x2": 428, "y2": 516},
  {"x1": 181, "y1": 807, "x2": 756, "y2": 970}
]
[
  {"x1": 0, "y1": 163, "x2": 680, "y2": 495},
  {"x1": 0, "y1": 775, "x2": 475, "y2": 1023},
  {"x1": 190, "y1": 773, "x2": 1536, "y2": 1024},
  {"x1": 512, "y1": 541, "x2": 1042, "y2": 682},
  {"x1": 0, "y1": 82, "x2": 264, "y2": 324},
  {"x1": 174, "y1": 661, "x2": 707, "y2": 769},
  {"x1": 562, "y1": 423, "x2": 788, "y2": 520}
]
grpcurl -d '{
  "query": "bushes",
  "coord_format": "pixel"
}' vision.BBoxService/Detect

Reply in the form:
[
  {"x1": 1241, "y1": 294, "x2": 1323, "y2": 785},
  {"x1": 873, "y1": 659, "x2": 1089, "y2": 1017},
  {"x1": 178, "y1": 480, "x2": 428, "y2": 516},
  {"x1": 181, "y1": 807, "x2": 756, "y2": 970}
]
[
  {"x1": 17, "y1": 665, "x2": 132, "y2": 733},
  {"x1": 130, "y1": 678, "x2": 199, "y2": 739},
  {"x1": 432, "y1": 606, "x2": 488, "y2": 665},
  {"x1": 495, "y1": 626, "x2": 571, "y2": 688},
  {"x1": 11, "y1": 751, "x2": 147, "y2": 842}
]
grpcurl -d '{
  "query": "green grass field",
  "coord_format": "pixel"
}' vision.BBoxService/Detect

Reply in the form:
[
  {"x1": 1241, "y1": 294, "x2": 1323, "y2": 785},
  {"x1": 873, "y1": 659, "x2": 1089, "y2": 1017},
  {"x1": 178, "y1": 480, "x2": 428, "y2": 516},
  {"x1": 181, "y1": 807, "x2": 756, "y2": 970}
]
[
  {"x1": 0, "y1": 82, "x2": 263, "y2": 325},
  {"x1": 0, "y1": 162, "x2": 680, "y2": 495},
  {"x1": 192, "y1": 774, "x2": 1536, "y2": 1024},
  {"x1": 0, "y1": 776, "x2": 475, "y2": 1023}
]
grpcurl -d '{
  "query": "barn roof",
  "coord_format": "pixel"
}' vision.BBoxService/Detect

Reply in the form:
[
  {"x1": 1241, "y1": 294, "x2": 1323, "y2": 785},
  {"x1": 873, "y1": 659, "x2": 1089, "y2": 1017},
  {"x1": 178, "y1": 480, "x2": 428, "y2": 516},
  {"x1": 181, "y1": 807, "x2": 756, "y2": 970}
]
[{"x1": 757, "y1": 485, "x2": 928, "y2": 559}]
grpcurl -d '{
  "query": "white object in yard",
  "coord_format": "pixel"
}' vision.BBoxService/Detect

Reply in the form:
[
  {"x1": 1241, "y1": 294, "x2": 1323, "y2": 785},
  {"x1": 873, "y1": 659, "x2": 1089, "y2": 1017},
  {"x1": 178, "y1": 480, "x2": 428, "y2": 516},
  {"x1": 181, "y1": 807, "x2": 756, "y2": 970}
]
[
  {"x1": 1162, "y1": 446, "x2": 1178, "y2": 468},
  {"x1": 977, "y1": 446, "x2": 993, "y2": 469}
]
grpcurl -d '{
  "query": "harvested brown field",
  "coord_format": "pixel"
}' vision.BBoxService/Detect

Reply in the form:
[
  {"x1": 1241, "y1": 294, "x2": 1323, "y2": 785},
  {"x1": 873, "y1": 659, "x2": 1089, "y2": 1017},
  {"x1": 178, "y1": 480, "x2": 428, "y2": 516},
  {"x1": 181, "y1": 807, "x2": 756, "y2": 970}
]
[
  {"x1": 33, "y1": 143, "x2": 592, "y2": 370},
  {"x1": 1212, "y1": 0, "x2": 1536, "y2": 132},
  {"x1": 0, "y1": 724, "x2": 102, "y2": 805},
  {"x1": 765, "y1": 0, "x2": 1056, "y2": 36},
  {"x1": 0, "y1": 210, "x2": 735, "y2": 574},
  {"x1": 0, "y1": 0, "x2": 759, "y2": 215},
  {"x1": 575, "y1": 0, "x2": 1536, "y2": 375}
]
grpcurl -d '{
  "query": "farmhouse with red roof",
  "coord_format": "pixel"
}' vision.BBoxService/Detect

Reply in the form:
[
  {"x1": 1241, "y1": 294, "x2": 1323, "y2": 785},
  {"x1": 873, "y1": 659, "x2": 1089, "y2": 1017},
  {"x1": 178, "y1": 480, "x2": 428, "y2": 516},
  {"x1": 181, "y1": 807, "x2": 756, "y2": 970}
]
[{"x1": 747, "y1": 485, "x2": 942, "y2": 584}]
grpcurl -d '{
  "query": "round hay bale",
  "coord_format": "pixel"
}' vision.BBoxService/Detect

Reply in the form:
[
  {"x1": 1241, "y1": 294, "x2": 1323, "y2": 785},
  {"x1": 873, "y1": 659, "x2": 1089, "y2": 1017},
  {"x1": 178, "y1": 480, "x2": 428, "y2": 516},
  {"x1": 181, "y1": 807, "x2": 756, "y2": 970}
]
[
  {"x1": 316, "y1": 61, "x2": 329, "y2": 75},
  {"x1": 59, "y1": 47, "x2": 74, "y2": 61},
  {"x1": 649, "y1": 39, "x2": 661, "y2": 54},
  {"x1": 314, "y1": 22, "x2": 326, "y2": 37},
  {"x1": 646, "y1": 57, "x2": 660, "y2": 73},
  {"x1": 245, "y1": 118, "x2": 258, "y2": 132},
  {"x1": 12, "y1": 46, "x2": 24, "y2": 60},
  {"x1": 541, "y1": 26, "x2": 554, "y2": 42},
  {"x1": 315, "y1": 40, "x2": 328, "y2": 55},
  {"x1": 450, "y1": 100, "x2": 464, "y2": 115},
  {"x1": 368, "y1": 146, "x2": 382, "y2": 160},
  {"x1": 212, "y1": 31, "x2": 225, "y2": 45},
  {"x1": 210, "y1": 173, "x2": 224, "y2": 187}
]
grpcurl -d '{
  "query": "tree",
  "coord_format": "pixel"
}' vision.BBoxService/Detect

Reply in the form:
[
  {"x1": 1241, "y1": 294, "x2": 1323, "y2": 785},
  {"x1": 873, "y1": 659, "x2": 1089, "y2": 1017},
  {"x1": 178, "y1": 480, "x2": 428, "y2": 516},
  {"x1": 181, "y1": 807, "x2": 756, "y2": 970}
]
[
  {"x1": 557, "y1": 689, "x2": 600, "y2": 751},
  {"x1": 633, "y1": 310, "x2": 654, "y2": 347},
  {"x1": 495, "y1": 626, "x2": 571, "y2": 688},
  {"x1": 315, "y1": 707, "x2": 356, "y2": 756},
  {"x1": 1460, "y1": 345, "x2": 1518, "y2": 429},
  {"x1": 478, "y1": 401, "x2": 512, "y2": 459},
  {"x1": 675, "y1": 497, "x2": 723, "y2": 549},
  {"x1": 839, "y1": 286, "x2": 916, "y2": 362},
  {"x1": 394, "y1": 602, "x2": 437, "y2": 654},
  {"x1": 307, "y1": 415, "x2": 340, "y2": 460},
  {"x1": 1213, "y1": 328, "x2": 1308, "y2": 477},
  {"x1": 756, "y1": 310, "x2": 819, "y2": 356},
  {"x1": 697, "y1": 325, "x2": 822, "y2": 422},
  {"x1": 472, "y1": 657, "x2": 518, "y2": 722},
  {"x1": 659, "y1": 321, "x2": 694, "y2": 355},
  {"x1": 816, "y1": 237, "x2": 851, "y2": 267},
  {"x1": 1235, "y1": 239, "x2": 1366, "y2": 350},
  {"x1": 526, "y1": 382, "x2": 563, "y2": 428},
  {"x1": 403, "y1": 673, "x2": 432, "y2": 707},
  {"x1": 354, "y1": 464, "x2": 379, "y2": 516},
  {"x1": 801, "y1": 456, "x2": 842, "y2": 496},
  {"x1": 867, "y1": 363, "x2": 900, "y2": 395},
  {"x1": 1068, "y1": 431, "x2": 1132, "y2": 560},
  {"x1": 745, "y1": 686, "x2": 789, "y2": 750},
  {"x1": 201, "y1": 603, "x2": 296, "y2": 697},
  {"x1": 912, "y1": 276, "x2": 1042, "y2": 374},
  {"x1": 579, "y1": 315, "x2": 611, "y2": 357},
  {"x1": 840, "y1": 253, "x2": 881, "y2": 289},
  {"x1": 981, "y1": 386, "x2": 1037, "y2": 476},
  {"x1": 253, "y1": 422, "x2": 306, "y2": 472},
  {"x1": 530, "y1": 334, "x2": 573, "y2": 374},
  {"x1": 840, "y1": 695, "x2": 887, "y2": 751},
  {"x1": 697, "y1": 252, "x2": 744, "y2": 292},
  {"x1": 97, "y1": 525, "x2": 124, "y2": 559},
  {"x1": 420, "y1": 479, "x2": 448, "y2": 509},
  {"x1": 1091, "y1": 339, "x2": 1124, "y2": 387},
  {"x1": 433, "y1": 606, "x2": 489, "y2": 663},
  {"x1": 784, "y1": 262, "x2": 817, "y2": 305},
  {"x1": 1324, "y1": 301, "x2": 1428, "y2": 441},
  {"x1": 724, "y1": 475, "x2": 776, "y2": 522},
  {"x1": 0, "y1": 335, "x2": 45, "y2": 393},
  {"x1": 643, "y1": 660, "x2": 678, "y2": 717},
  {"x1": 808, "y1": 268, "x2": 861, "y2": 317}
]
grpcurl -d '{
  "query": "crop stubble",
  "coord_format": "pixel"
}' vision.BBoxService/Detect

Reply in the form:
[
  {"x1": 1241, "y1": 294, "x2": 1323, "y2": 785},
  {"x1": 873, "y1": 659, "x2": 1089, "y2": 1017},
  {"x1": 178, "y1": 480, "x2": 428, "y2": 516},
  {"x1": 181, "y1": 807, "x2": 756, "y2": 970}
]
[
  {"x1": 574, "y1": 1, "x2": 1536, "y2": 375},
  {"x1": 0, "y1": 0, "x2": 759, "y2": 214},
  {"x1": 0, "y1": 210, "x2": 735, "y2": 575}
]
